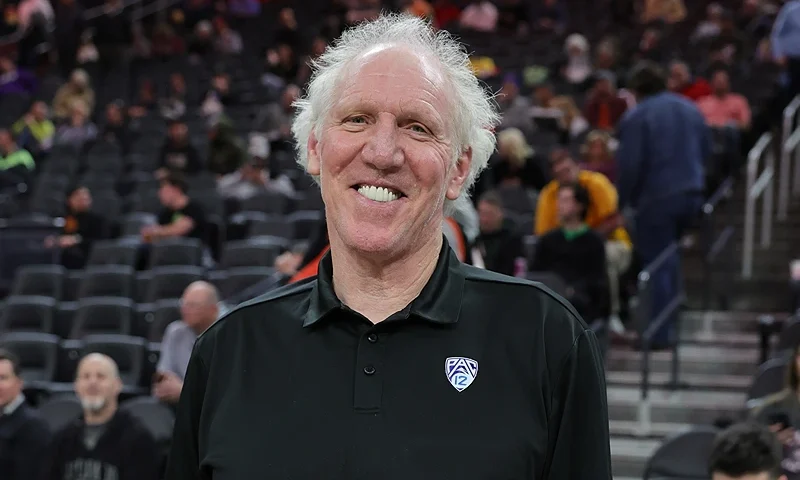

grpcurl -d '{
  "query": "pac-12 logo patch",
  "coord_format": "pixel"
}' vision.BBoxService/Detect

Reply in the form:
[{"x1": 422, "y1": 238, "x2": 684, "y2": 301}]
[{"x1": 445, "y1": 357, "x2": 479, "y2": 392}]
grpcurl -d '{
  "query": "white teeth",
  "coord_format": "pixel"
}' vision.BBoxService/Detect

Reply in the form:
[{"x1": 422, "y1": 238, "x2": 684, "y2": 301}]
[{"x1": 357, "y1": 185, "x2": 400, "y2": 202}]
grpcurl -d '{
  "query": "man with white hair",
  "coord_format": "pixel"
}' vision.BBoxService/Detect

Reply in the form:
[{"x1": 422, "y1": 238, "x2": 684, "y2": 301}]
[
  {"x1": 40, "y1": 353, "x2": 160, "y2": 480},
  {"x1": 166, "y1": 13, "x2": 610, "y2": 480}
]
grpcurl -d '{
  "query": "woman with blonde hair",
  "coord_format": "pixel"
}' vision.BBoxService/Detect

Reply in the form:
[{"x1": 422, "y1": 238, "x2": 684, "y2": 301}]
[
  {"x1": 52, "y1": 69, "x2": 95, "y2": 121},
  {"x1": 551, "y1": 95, "x2": 589, "y2": 143},
  {"x1": 580, "y1": 130, "x2": 617, "y2": 183},
  {"x1": 490, "y1": 127, "x2": 548, "y2": 190}
]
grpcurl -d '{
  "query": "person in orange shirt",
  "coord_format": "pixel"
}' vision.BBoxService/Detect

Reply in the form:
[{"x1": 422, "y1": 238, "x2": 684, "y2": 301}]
[{"x1": 535, "y1": 148, "x2": 632, "y2": 331}]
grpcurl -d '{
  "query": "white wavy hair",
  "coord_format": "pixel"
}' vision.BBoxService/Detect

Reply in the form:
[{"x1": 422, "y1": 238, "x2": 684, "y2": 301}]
[{"x1": 291, "y1": 13, "x2": 500, "y2": 212}]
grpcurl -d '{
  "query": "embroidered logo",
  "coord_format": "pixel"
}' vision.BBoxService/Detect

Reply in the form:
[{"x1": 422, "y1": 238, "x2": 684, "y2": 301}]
[{"x1": 445, "y1": 357, "x2": 479, "y2": 392}]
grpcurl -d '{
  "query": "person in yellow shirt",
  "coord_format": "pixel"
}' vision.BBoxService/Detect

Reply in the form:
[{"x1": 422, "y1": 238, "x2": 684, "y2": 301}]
[{"x1": 535, "y1": 148, "x2": 632, "y2": 330}]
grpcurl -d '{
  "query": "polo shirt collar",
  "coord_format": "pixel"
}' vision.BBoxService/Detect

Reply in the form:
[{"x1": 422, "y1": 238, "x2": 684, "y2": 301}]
[{"x1": 303, "y1": 237, "x2": 465, "y2": 327}]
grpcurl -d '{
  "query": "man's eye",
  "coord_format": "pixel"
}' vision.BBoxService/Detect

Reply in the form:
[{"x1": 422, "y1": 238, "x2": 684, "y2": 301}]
[
  {"x1": 410, "y1": 124, "x2": 428, "y2": 134},
  {"x1": 347, "y1": 116, "x2": 367, "y2": 124}
]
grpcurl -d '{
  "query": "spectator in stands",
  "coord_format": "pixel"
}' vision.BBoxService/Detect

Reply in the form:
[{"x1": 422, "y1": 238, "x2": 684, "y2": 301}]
[
  {"x1": 128, "y1": 79, "x2": 156, "y2": 119},
  {"x1": 156, "y1": 119, "x2": 203, "y2": 179},
  {"x1": 497, "y1": 73, "x2": 534, "y2": 139},
  {"x1": 531, "y1": 182, "x2": 609, "y2": 322},
  {"x1": 151, "y1": 22, "x2": 185, "y2": 59},
  {"x1": 459, "y1": 0, "x2": 498, "y2": 32},
  {"x1": 259, "y1": 83, "x2": 299, "y2": 147},
  {"x1": 772, "y1": 0, "x2": 800, "y2": 99},
  {"x1": 750, "y1": 342, "x2": 800, "y2": 478},
  {"x1": 213, "y1": 16, "x2": 242, "y2": 54},
  {"x1": 218, "y1": 138, "x2": 294, "y2": 202},
  {"x1": 52, "y1": 69, "x2": 94, "y2": 121},
  {"x1": 698, "y1": 67, "x2": 752, "y2": 131},
  {"x1": 263, "y1": 43, "x2": 301, "y2": 90},
  {"x1": 101, "y1": 100, "x2": 132, "y2": 152},
  {"x1": 207, "y1": 115, "x2": 247, "y2": 176},
  {"x1": 692, "y1": 3, "x2": 723, "y2": 42},
  {"x1": 536, "y1": 148, "x2": 632, "y2": 331},
  {"x1": 153, "y1": 281, "x2": 220, "y2": 404},
  {"x1": 580, "y1": 130, "x2": 617, "y2": 183},
  {"x1": 475, "y1": 190, "x2": 523, "y2": 276},
  {"x1": 94, "y1": 0, "x2": 132, "y2": 74},
  {"x1": 201, "y1": 72, "x2": 237, "y2": 116},
  {"x1": 668, "y1": 60, "x2": 713, "y2": 102},
  {"x1": 76, "y1": 30, "x2": 99, "y2": 67},
  {"x1": 53, "y1": 0, "x2": 84, "y2": 76},
  {"x1": 641, "y1": 0, "x2": 686, "y2": 24},
  {"x1": 0, "y1": 348, "x2": 51, "y2": 480},
  {"x1": 142, "y1": 173, "x2": 208, "y2": 244},
  {"x1": 709, "y1": 422, "x2": 786, "y2": 480},
  {"x1": 45, "y1": 185, "x2": 106, "y2": 269},
  {"x1": 710, "y1": 10, "x2": 748, "y2": 66},
  {"x1": 54, "y1": 99, "x2": 98, "y2": 150},
  {"x1": 0, "y1": 128, "x2": 35, "y2": 189},
  {"x1": 274, "y1": 7, "x2": 301, "y2": 49},
  {"x1": 551, "y1": 95, "x2": 589, "y2": 143},
  {"x1": 297, "y1": 36, "x2": 328, "y2": 86},
  {"x1": 491, "y1": 127, "x2": 548, "y2": 190},
  {"x1": 635, "y1": 27, "x2": 668, "y2": 64},
  {"x1": 617, "y1": 61, "x2": 708, "y2": 348},
  {"x1": 12, "y1": 100, "x2": 54, "y2": 155},
  {"x1": 561, "y1": 34, "x2": 593, "y2": 89},
  {"x1": 0, "y1": 55, "x2": 37, "y2": 96},
  {"x1": 432, "y1": 0, "x2": 461, "y2": 29},
  {"x1": 584, "y1": 70, "x2": 628, "y2": 132},
  {"x1": 188, "y1": 20, "x2": 214, "y2": 60},
  {"x1": 40, "y1": 353, "x2": 160, "y2": 480},
  {"x1": 160, "y1": 72, "x2": 188, "y2": 120},
  {"x1": 531, "y1": 0, "x2": 567, "y2": 33}
]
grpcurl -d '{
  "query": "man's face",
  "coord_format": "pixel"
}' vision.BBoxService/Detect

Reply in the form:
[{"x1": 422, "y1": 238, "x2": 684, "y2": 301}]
[
  {"x1": 551, "y1": 156, "x2": 579, "y2": 184},
  {"x1": 711, "y1": 473, "x2": 775, "y2": 480},
  {"x1": 32, "y1": 102, "x2": 48, "y2": 121},
  {"x1": 69, "y1": 187, "x2": 92, "y2": 212},
  {"x1": 557, "y1": 187, "x2": 580, "y2": 222},
  {"x1": 158, "y1": 183, "x2": 177, "y2": 206},
  {"x1": 478, "y1": 200, "x2": 503, "y2": 233},
  {"x1": 169, "y1": 123, "x2": 187, "y2": 141},
  {"x1": 307, "y1": 46, "x2": 470, "y2": 257},
  {"x1": 180, "y1": 286, "x2": 216, "y2": 332},
  {"x1": 712, "y1": 71, "x2": 730, "y2": 95},
  {"x1": 0, "y1": 359, "x2": 22, "y2": 407},
  {"x1": 668, "y1": 63, "x2": 689, "y2": 91},
  {"x1": 594, "y1": 78, "x2": 612, "y2": 96},
  {"x1": 74, "y1": 355, "x2": 121, "y2": 413}
]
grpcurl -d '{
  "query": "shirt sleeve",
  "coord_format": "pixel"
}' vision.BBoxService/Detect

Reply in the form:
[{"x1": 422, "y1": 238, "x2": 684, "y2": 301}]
[
  {"x1": 542, "y1": 328, "x2": 612, "y2": 480},
  {"x1": 164, "y1": 346, "x2": 209, "y2": 480},
  {"x1": 156, "y1": 324, "x2": 176, "y2": 374}
]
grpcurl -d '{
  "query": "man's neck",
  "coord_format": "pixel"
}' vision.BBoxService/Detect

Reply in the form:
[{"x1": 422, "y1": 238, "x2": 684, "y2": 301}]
[
  {"x1": 562, "y1": 219, "x2": 584, "y2": 231},
  {"x1": 330, "y1": 230, "x2": 442, "y2": 324},
  {"x1": 84, "y1": 404, "x2": 116, "y2": 425}
]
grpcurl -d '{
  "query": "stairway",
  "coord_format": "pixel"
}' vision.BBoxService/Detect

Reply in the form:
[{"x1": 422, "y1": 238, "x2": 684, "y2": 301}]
[{"x1": 606, "y1": 310, "x2": 789, "y2": 478}]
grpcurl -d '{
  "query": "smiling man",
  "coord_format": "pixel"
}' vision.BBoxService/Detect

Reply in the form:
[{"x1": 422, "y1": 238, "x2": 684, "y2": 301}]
[{"x1": 166, "y1": 13, "x2": 610, "y2": 480}]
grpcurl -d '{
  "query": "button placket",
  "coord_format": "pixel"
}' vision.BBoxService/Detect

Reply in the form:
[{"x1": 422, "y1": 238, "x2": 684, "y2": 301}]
[{"x1": 353, "y1": 330, "x2": 384, "y2": 411}]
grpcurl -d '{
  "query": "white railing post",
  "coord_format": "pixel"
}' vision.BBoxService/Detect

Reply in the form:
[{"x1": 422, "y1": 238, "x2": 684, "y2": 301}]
[
  {"x1": 779, "y1": 96, "x2": 800, "y2": 219},
  {"x1": 742, "y1": 133, "x2": 773, "y2": 279}
]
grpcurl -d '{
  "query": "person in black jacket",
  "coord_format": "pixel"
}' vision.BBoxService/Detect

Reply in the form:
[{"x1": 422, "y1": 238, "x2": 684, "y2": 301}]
[
  {"x1": 0, "y1": 349, "x2": 51, "y2": 480},
  {"x1": 40, "y1": 353, "x2": 160, "y2": 480},
  {"x1": 44, "y1": 185, "x2": 106, "y2": 270},
  {"x1": 475, "y1": 190, "x2": 524, "y2": 276}
]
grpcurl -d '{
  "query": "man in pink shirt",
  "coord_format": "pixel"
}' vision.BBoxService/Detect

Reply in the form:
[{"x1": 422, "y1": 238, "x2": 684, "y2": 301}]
[{"x1": 697, "y1": 68, "x2": 751, "y2": 129}]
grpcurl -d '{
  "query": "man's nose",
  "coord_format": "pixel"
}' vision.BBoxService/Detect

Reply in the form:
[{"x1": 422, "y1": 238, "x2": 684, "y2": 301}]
[{"x1": 363, "y1": 115, "x2": 404, "y2": 170}]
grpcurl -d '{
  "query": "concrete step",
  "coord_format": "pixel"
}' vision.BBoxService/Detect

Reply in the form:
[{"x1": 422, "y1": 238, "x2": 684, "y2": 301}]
[
  {"x1": 610, "y1": 419, "x2": 692, "y2": 439},
  {"x1": 606, "y1": 346, "x2": 759, "y2": 377},
  {"x1": 611, "y1": 436, "x2": 660, "y2": 479},
  {"x1": 606, "y1": 370, "x2": 751, "y2": 392},
  {"x1": 607, "y1": 386, "x2": 746, "y2": 424}
]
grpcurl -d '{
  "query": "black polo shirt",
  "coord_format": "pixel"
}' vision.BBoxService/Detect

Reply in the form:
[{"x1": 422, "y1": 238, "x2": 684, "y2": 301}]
[{"x1": 166, "y1": 241, "x2": 611, "y2": 480}]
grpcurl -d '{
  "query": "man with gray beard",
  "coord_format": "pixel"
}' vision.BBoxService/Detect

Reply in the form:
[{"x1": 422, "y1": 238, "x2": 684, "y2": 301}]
[{"x1": 40, "y1": 353, "x2": 159, "y2": 480}]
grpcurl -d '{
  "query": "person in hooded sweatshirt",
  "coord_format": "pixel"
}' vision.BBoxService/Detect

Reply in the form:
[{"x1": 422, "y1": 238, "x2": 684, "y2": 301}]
[{"x1": 40, "y1": 353, "x2": 160, "y2": 480}]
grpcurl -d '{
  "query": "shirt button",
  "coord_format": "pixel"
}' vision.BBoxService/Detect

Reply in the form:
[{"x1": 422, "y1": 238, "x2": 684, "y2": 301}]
[
  {"x1": 367, "y1": 334, "x2": 378, "y2": 343},
  {"x1": 363, "y1": 365, "x2": 376, "y2": 375}
]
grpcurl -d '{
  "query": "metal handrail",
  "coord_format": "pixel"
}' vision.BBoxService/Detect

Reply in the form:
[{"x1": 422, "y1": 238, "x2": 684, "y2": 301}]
[
  {"x1": 742, "y1": 133, "x2": 775, "y2": 279},
  {"x1": 779, "y1": 95, "x2": 800, "y2": 219},
  {"x1": 701, "y1": 176, "x2": 736, "y2": 310},
  {"x1": 636, "y1": 241, "x2": 686, "y2": 435}
]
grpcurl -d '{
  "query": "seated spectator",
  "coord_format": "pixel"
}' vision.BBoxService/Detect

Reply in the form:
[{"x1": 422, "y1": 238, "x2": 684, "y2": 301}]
[
  {"x1": 750, "y1": 342, "x2": 800, "y2": 478},
  {"x1": 76, "y1": 31, "x2": 99, "y2": 67},
  {"x1": 550, "y1": 95, "x2": 589, "y2": 143},
  {"x1": 153, "y1": 281, "x2": 219, "y2": 404},
  {"x1": 54, "y1": 99, "x2": 98, "y2": 150},
  {"x1": 692, "y1": 3, "x2": 724, "y2": 42},
  {"x1": 142, "y1": 173, "x2": 208, "y2": 244},
  {"x1": 634, "y1": 27, "x2": 668, "y2": 64},
  {"x1": 128, "y1": 79, "x2": 157, "y2": 119},
  {"x1": 535, "y1": 148, "x2": 632, "y2": 329},
  {"x1": 218, "y1": 138, "x2": 294, "y2": 202},
  {"x1": 188, "y1": 20, "x2": 214, "y2": 59},
  {"x1": 212, "y1": 16, "x2": 242, "y2": 54},
  {"x1": 459, "y1": 0, "x2": 498, "y2": 32},
  {"x1": 273, "y1": 7, "x2": 301, "y2": 49},
  {"x1": 490, "y1": 127, "x2": 549, "y2": 190},
  {"x1": 561, "y1": 34, "x2": 593, "y2": 89},
  {"x1": 0, "y1": 129, "x2": 35, "y2": 189},
  {"x1": 207, "y1": 114, "x2": 247, "y2": 176},
  {"x1": 201, "y1": 72, "x2": 237, "y2": 117},
  {"x1": 697, "y1": 68, "x2": 752, "y2": 130},
  {"x1": 584, "y1": 71, "x2": 627, "y2": 132},
  {"x1": 667, "y1": 60, "x2": 713, "y2": 102},
  {"x1": 530, "y1": 182, "x2": 609, "y2": 321},
  {"x1": 52, "y1": 69, "x2": 94, "y2": 120},
  {"x1": 0, "y1": 55, "x2": 37, "y2": 96},
  {"x1": 0, "y1": 349, "x2": 51, "y2": 480},
  {"x1": 710, "y1": 422, "x2": 787, "y2": 480},
  {"x1": 580, "y1": 130, "x2": 617, "y2": 183},
  {"x1": 156, "y1": 119, "x2": 203, "y2": 179},
  {"x1": 262, "y1": 43, "x2": 300, "y2": 90},
  {"x1": 101, "y1": 100, "x2": 132, "y2": 152},
  {"x1": 150, "y1": 22, "x2": 185, "y2": 58},
  {"x1": 44, "y1": 185, "x2": 106, "y2": 270},
  {"x1": 708, "y1": 10, "x2": 747, "y2": 65},
  {"x1": 39, "y1": 354, "x2": 160, "y2": 480},
  {"x1": 640, "y1": 0, "x2": 686, "y2": 24},
  {"x1": 159, "y1": 72, "x2": 188, "y2": 121},
  {"x1": 475, "y1": 191, "x2": 524, "y2": 276},
  {"x1": 497, "y1": 74, "x2": 535, "y2": 139},
  {"x1": 11, "y1": 100, "x2": 55, "y2": 155}
]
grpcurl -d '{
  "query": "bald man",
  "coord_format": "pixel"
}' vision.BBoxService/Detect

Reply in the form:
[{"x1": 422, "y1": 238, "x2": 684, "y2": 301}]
[
  {"x1": 153, "y1": 281, "x2": 219, "y2": 404},
  {"x1": 40, "y1": 353, "x2": 160, "y2": 480}
]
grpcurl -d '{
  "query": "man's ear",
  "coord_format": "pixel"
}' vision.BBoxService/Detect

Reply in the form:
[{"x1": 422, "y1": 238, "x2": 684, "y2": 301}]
[
  {"x1": 307, "y1": 131, "x2": 321, "y2": 176},
  {"x1": 445, "y1": 147, "x2": 472, "y2": 201}
]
